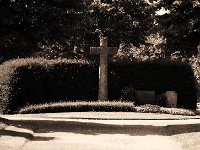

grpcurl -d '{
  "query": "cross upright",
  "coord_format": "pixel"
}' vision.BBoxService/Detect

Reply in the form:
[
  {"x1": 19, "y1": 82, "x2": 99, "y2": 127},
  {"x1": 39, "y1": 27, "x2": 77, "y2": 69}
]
[{"x1": 90, "y1": 36, "x2": 118, "y2": 101}]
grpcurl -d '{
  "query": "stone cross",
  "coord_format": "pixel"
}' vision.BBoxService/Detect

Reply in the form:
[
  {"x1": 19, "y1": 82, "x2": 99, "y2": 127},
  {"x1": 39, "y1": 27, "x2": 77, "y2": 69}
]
[{"x1": 90, "y1": 36, "x2": 118, "y2": 101}]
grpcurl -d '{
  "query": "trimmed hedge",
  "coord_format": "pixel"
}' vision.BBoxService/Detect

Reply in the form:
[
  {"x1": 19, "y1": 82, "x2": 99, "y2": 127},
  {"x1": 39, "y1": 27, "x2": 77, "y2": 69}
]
[
  {"x1": 0, "y1": 58, "x2": 198, "y2": 113},
  {"x1": 18, "y1": 102, "x2": 196, "y2": 116},
  {"x1": 0, "y1": 58, "x2": 99, "y2": 113},
  {"x1": 108, "y1": 61, "x2": 197, "y2": 109},
  {"x1": 18, "y1": 101, "x2": 136, "y2": 114}
]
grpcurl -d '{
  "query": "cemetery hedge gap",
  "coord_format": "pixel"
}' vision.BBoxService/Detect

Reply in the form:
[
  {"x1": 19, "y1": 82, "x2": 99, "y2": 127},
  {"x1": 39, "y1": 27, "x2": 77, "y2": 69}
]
[{"x1": 0, "y1": 58, "x2": 197, "y2": 113}]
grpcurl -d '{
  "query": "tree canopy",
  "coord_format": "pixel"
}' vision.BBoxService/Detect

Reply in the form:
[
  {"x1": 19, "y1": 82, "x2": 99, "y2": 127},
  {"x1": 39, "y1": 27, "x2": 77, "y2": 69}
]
[
  {"x1": 0, "y1": 0, "x2": 200, "y2": 61},
  {"x1": 0, "y1": 0, "x2": 156, "y2": 61},
  {"x1": 156, "y1": 0, "x2": 200, "y2": 57},
  {"x1": 0, "y1": 0, "x2": 86, "y2": 60}
]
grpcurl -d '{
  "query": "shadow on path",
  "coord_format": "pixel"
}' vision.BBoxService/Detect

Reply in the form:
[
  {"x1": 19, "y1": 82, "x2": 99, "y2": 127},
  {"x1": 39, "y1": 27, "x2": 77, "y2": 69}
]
[
  {"x1": 0, "y1": 117, "x2": 54, "y2": 141},
  {"x1": 0, "y1": 129, "x2": 54, "y2": 141},
  {"x1": 1, "y1": 117, "x2": 200, "y2": 136}
]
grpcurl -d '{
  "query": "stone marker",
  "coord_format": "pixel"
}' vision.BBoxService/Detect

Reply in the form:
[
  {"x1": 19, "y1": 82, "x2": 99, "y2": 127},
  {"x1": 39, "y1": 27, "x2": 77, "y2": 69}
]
[
  {"x1": 136, "y1": 91, "x2": 156, "y2": 105},
  {"x1": 166, "y1": 91, "x2": 177, "y2": 108},
  {"x1": 90, "y1": 36, "x2": 118, "y2": 101}
]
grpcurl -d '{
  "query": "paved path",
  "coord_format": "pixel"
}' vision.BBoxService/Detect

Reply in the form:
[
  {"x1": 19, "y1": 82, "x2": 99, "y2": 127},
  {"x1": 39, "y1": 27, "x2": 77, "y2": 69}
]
[
  {"x1": 1, "y1": 112, "x2": 200, "y2": 150},
  {"x1": 3, "y1": 112, "x2": 200, "y2": 119}
]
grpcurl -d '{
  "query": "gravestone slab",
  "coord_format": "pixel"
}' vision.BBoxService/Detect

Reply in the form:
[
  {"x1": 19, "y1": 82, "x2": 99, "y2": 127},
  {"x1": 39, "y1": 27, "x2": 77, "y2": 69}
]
[
  {"x1": 166, "y1": 91, "x2": 177, "y2": 108},
  {"x1": 136, "y1": 91, "x2": 156, "y2": 105}
]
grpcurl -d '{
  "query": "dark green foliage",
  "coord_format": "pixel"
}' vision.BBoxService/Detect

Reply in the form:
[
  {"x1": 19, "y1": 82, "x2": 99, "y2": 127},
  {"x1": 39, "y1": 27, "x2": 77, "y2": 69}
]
[
  {"x1": 0, "y1": 58, "x2": 98, "y2": 113},
  {"x1": 18, "y1": 101, "x2": 136, "y2": 114},
  {"x1": 0, "y1": 0, "x2": 87, "y2": 61},
  {"x1": 108, "y1": 60, "x2": 197, "y2": 109},
  {"x1": 0, "y1": 0, "x2": 156, "y2": 61},
  {"x1": 156, "y1": 0, "x2": 200, "y2": 56},
  {"x1": 0, "y1": 0, "x2": 199, "y2": 60},
  {"x1": 136, "y1": 104, "x2": 161, "y2": 113},
  {"x1": 18, "y1": 102, "x2": 196, "y2": 115},
  {"x1": 85, "y1": 0, "x2": 156, "y2": 47},
  {"x1": 0, "y1": 58, "x2": 198, "y2": 113},
  {"x1": 119, "y1": 87, "x2": 137, "y2": 103}
]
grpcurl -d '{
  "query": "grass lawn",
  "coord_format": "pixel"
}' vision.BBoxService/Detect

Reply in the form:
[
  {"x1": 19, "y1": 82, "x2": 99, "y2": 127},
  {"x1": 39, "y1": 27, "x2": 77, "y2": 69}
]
[{"x1": 17, "y1": 101, "x2": 198, "y2": 116}]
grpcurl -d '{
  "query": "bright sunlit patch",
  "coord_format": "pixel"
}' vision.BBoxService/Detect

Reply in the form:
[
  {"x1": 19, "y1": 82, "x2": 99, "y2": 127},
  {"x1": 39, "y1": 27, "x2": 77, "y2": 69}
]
[{"x1": 156, "y1": 7, "x2": 170, "y2": 15}]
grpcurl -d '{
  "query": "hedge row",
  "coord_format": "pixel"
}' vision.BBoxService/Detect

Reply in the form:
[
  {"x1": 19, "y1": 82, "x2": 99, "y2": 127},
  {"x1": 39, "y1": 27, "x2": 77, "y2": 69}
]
[
  {"x1": 108, "y1": 61, "x2": 197, "y2": 109},
  {"x1": 18, "y1": 102, "x2": 196, "y2": 116},
  {"x1": 18, "y1": 101, "x2": 135, "y2": 114},
  {"x1": 0, "y1": 58, "x2": 197, "y2": 113},
  {"x1": 0, "y1": 58, "x2": 99, "y2": 113}
]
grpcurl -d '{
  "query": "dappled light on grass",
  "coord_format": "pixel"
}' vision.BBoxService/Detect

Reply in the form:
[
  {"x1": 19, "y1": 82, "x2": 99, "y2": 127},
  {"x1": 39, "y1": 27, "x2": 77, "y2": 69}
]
[
  {"x1": 18, "y1": 102, "x2": 197, "y2": 116},
  {"x1": 18, "y1": 101, "x2": 135, "y2": 114}
]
